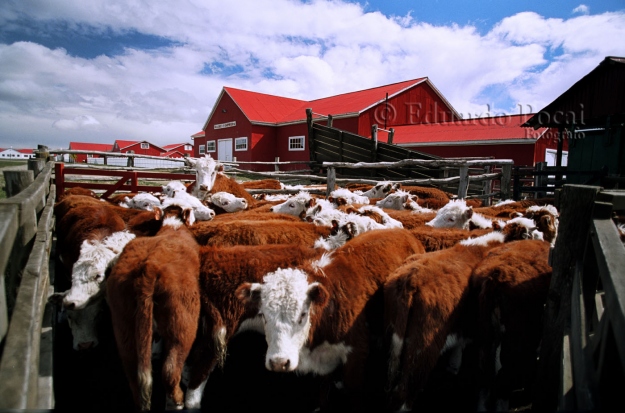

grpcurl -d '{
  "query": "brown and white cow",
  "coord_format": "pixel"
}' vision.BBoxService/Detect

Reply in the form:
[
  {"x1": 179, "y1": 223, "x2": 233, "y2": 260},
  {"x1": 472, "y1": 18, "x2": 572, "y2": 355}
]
[
  {"x1": 383, "y1": 216, "x2": 545, "y2": 411},
  {"x1": 425, "y1": 199, "x2": 474, "y2": 229},
  {"x1": 190, "y1": 219, "x2": 332, "y2": 247},
  {"x1": 236, "y1": 228, "x2": 425, "y2": 411},
  {"x1": 182, "y1": 243, "x2": 326, "y2": 409},
  {"x1": 106, "y1": 204, "x2": 200, "y2": 411},
  {"x1": 470, "y1": 239, "x2": 552, "y2": 412},
  {"x1": 184, "y1": 154, "x2": 221, "y2": 200}
]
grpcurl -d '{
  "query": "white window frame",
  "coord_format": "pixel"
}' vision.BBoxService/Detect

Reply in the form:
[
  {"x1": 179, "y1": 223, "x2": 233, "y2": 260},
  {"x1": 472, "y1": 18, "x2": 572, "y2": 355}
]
[
  {"x1": 184, "y1": 145, "x2": 192, "y2": 151},
  {"x1": 234, "y1": 137, "x2": 248, "y2": 152},
  {"x1": 289, "y1": 136, "x2": 306, "y2": 151},
  {"x1": 199, "y1": 144, "x2": 206, "y2": 154},
  {"x1": 140, "y1": 143, "x2": 149, "y2": 149},
  {"x1": 206, "y1": 141, "x2": 216, "y2": 152}
]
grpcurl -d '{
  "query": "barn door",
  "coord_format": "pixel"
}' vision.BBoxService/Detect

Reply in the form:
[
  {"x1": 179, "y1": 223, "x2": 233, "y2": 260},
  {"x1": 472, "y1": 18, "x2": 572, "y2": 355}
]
[{"x1": 218, "y1": 138, "x2": 233, "y2": 162}]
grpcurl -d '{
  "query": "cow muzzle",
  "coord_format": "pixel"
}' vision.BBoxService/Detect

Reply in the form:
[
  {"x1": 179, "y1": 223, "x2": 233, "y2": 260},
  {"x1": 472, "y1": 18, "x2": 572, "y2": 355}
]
[{"x1": 268, "y1": 357, "x2": 292, "y2": 372}]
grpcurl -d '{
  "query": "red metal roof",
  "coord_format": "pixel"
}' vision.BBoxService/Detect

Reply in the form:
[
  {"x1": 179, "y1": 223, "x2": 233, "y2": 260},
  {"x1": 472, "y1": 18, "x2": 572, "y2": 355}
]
[
  {"x1": 221, "y1": 78, "x2": 428, "y2": 124},
  {"x1": 162, "y1": 143, "x2": 191, "y2": 150},
  {"x1": 113, "y1": 140, "x2": 167, "y2": 152},
  {"x1": 69, "y1": 142, "x2": 114, "y2": 151},
  {"x1": 225, "y1": 87, "x2": 307, "y2": 123},
  {"x1": 190, "y1": 130, "x2": 205, "y2": 138},
  {"x1": 390, "y1": 114, "x2": 547, "y2": 145}
]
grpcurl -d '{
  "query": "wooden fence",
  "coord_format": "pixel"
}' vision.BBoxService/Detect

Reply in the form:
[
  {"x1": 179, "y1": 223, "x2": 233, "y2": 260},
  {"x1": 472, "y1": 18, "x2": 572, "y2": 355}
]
[
  {"x1": 532, "y1": 185, "x2": 625, "y2": 412},
  {"x1": 0, "y1": 159, "x2": 55, "y2": 409}
]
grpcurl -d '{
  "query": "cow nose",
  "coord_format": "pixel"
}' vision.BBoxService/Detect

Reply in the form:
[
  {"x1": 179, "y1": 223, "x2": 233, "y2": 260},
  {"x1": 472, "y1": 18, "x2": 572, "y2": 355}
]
[
  {"x1": 77, "y1": 341, "x2": 95, "y2": 351},
  {"x1": 269, "y1": 358, "x2": 291, "y2": 372},
  {"x1": 269, "y1": 207, "x2": 274, "y2": 212},
  {"x1": 64, "y1": 301, "x2": 76, "y2": 310},
  {"x1": 199, "y1": 184, "x2": 208, "y2": 191},
  {"x1": 242, "y1": 200, "x2": 248, "y2": 207}
]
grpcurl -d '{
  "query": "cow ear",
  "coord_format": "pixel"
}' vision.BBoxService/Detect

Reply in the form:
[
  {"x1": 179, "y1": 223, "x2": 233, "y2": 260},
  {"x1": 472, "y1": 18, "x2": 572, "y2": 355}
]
[
  {"x1": 330, "y1": 220, "x2": 340, "y2": 235},
  {"x1": 393, "y1": 183, "x2": 401, "y2": 191},
  {"x1": 217, "y1": 164, "x2": 224, "y2": 173},
  {"x1": 183, "y1": 208, "x2": 195, "y2": 226},
  {"x1": 465, "y1": 206, "x2": 474, "y2": 219},
  {"x1": 48, "y1": 291, "x2": 67, "y2": 305},
  {"x1": 235, "y1": 283, "x2": 261, "y2": 307},
  {"x1": 307, "y1": 282, "x2": 329, "y2": 309},
  {"x1": 154, "y1": 207, "x2": 163, "y2": 221},
  {"x1": 305, "y1": 198, "x2": 315, "y2": 209}
]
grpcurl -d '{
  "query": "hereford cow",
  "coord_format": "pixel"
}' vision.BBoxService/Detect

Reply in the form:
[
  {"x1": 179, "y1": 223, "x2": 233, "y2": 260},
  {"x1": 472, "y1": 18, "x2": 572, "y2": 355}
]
[
  {"x1": 118, "y1": 193, "x2": 162, "y2": 211},
  {"x1": 383, "y1": 216, "x2": 544, "y2": 411},
  {"x1": 240, "y1": 178, "x2": 283, "y2": 190},
  {"x1": 523, "y1": 205, "x2": 559, "y2": 246},
  {"x1": 205, "y1": 191, "x2": 248, "y2": 214},
  {"x1": 328, "y1": 187, "x2": 371, "y2": 206},
  {"x1": 375, "y1": 189, "x2": 434, "y2": 213},
  {"x1": 426, "y1": 199, "x2": 474, "y2": 229},
  {"x1": 184, "y1": 154, "x2": 221, "y2": 200},
  {"x1": 471, "y1": 239, "x2": 552, "y2": 412},
  {"x1": 409, "y1": 226, "x2": 493, "y2": 252},
  {"x1": 236, "y1": 228, "x2": 426, "y2": 411},
  {"x1": 210, "y1": 172, "x2": 258, "y2": 208},
  {"x1": 358, "y1": 181, "x2": 401, "y2": 199},
  {"x1": 270, "y1": 191, "x2": 318, "y2": 217},
  {"x1": 181, "y1": 243, "x2": 326, "y2": 409},
  {"x1": 190, "y1": 219, "x2": 332, "y2": 247},
  {"x1": 106, "y1": 204, "x2": 200, "y2": 411}
]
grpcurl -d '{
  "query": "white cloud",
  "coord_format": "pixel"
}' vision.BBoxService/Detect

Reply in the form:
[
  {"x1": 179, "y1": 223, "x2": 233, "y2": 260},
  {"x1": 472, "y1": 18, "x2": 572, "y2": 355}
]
[
  {"x1": 0, "y1": 0, "x2": 623, "y2": 150},
  {"x1": 573, "y1": 5, "x2": 590, "y2": 15}
]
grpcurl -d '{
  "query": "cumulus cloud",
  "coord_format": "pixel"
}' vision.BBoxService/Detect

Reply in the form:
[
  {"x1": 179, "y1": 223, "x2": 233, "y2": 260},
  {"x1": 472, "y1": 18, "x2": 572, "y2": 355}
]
[
  {"x1": 0, "y1": 0, "x2": 623, "y2": 150},
  {"x1": 573, "y1": 5, "x2": 590, "y2": 15}
]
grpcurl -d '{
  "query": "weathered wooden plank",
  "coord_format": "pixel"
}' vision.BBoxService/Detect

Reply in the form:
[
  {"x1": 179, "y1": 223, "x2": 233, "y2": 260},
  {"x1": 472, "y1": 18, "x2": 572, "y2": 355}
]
[
  {"x1": 323, "y1": 158, "x2": 514, "y2": 169},
  {"x1": 533, "y1": 184, "x2": 602, "y2": 411},
  {"x1": 0, "y1": 204, "x2": 19, "y2": 344},
  {"x1": 0, "y1": 179, "x2": 55, "y2": 409}
]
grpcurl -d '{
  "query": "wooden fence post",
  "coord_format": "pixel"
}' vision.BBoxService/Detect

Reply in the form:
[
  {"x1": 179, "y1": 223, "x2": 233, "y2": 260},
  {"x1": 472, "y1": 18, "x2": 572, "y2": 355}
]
[
  {"x1": 3, "y1": 170, "x2": 34, "y2": 198},
  {"x1": 371, "y1": 124, "x2": 378, "y2": 162},
  {"x1": 501, "y1": 164, "x2": 512, "y2": 200},
  {"x1": 274, "y1": 157, "x2": 280, "y2": 172},
  {"x1": 535, "y1": 162, "x2": 547, "y2": 198},
  {"x1": 482, "y1": 165, "x2": 492, "y2": 206},
  {"x1": 533, "y1": 185, "x2": 602, "y2": 412},
  {"x1": 388, "y1": 128, "x2": 394, "y2": 144},
  {"x1": 306, "y1": 108, "x2": 316, "y2": 164},
  {"x1": 326, "y1": 167, "x2": 336, "y2": 197},
  {"x1": 457, "y1": 164, "x2": 469, "y2": 199},
  {"x1": 327, "y1": 114, "x2": 333, "y2": 127}
]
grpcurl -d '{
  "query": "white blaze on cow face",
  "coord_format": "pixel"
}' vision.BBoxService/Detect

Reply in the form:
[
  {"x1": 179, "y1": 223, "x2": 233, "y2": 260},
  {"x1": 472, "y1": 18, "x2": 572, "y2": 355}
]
[
  {"x1": 162, "y1": 180, "x2": 187, "y2": 198},
  {"x1": 209, "y1": 191, "x2": 248, "y2": 213},
  {"x1": 426, "y1": 199, "x2": 473, "y2": 229},
  {"x1": 270, "y1": 191, "x2": 314, "y2": 216},
  {"x1": 63, "y1": 230, "x2": 136, "y2": 310},
  {"x1": 238, "y1": 268, "x2": 329, "y2": 373},
  {"x1": 186, "y1": 155, "x2": 220, "y2": 199},
  {"x1": 375, "y1": 190, "x2": 413, "y2": 210}
]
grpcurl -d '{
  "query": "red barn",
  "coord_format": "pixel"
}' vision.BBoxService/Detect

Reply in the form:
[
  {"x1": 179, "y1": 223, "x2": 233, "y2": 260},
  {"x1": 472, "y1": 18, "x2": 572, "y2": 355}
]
[
  {"x1": 194, "y1": 78, "x2": 457, "y2": 171},
  {"x1": 195, "y1": 78, "x2": 568, "y2": 170},
  {"x1": 68, "y1": 142, "x2": 114, "y2": 163},
  {"x1": 112, "y1": 140, "x2": 166, "y2": 156}
]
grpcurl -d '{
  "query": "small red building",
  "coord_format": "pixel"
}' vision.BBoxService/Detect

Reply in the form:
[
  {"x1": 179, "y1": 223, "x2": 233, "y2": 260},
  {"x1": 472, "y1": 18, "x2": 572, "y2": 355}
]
[
  {"x1": 162, "y1": 142, "x2": 194, "y2": 158},
  {"x1": 68, "y1": 142, "x2": 114, "y2": 163},
  {"x1": 112, "y1": 140, "x2": 166, "y2": 156}
]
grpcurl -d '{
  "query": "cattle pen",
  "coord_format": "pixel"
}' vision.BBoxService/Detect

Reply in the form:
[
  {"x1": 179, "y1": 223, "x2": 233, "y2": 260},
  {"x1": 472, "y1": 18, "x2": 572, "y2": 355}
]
[{"x1": 0, "y1": 149, "x2": 623, "y2": 411}]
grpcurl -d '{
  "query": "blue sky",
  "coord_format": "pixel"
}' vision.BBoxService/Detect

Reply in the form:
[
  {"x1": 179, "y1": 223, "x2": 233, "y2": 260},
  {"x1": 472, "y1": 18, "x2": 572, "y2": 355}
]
[{"x1": 1, "y1": 0, "x2": 624, "y2": 150}]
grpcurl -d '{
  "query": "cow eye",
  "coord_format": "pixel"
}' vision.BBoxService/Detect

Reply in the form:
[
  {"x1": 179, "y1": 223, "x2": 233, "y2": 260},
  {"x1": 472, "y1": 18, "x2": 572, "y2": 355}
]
[{"x1": 298, "y1": 312, "x2": 307, "y2": 324}]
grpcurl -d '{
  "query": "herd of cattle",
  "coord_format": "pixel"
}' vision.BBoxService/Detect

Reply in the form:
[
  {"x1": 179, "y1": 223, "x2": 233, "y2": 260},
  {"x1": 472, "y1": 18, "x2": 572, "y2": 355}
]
[{"x1": 50, "y1": 155, "x2": 561, "y2": 412}]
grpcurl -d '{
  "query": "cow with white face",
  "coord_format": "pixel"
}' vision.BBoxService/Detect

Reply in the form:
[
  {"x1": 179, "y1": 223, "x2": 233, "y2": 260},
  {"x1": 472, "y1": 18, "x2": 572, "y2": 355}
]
[
  {"x1": 269, "y1": 191, "x2": 317, "y2": 218},
  {"x1": 207, "y1": 191, "x2": 248, "y2": 213},
  {"x1": 119, "y1": 192, "x2": 162, "y2": 211},
  {"x1": 184, "y1": 154, "x2": 221, "y2": 200},
  {"x1": 303, "y1": 199, "x2": 343, "y2": 226},
  {"x1": 360, "y1": 181, "x2": 401, "y2": 199},
  {"x1": 162, "y1": 180, "x2": 188, "y2": 198},
  {"x1": 236, "y1": 228, "x2": 426, "y2": 410},
  {"x1": 328, "y1": 187, "x2": 370, "y2": 206},
  {"x1": 426, "y1": 199, "x2": 474, "y2": 229}
]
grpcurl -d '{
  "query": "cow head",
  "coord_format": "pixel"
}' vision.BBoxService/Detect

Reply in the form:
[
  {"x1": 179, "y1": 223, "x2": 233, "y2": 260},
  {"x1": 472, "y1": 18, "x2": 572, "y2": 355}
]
[
  {"x1": 185, "y1": 155, "x2": 220, "y2": 199},
  {"x1": 361, "y1": 181, "x2": 401, "y2": 199},
  {"x1": 375, "y1": 189, "x2": 413, "y2": 210},
  {"x1": 208, "y1": 191, "x2": 248, "y2": 213},
  {"x1": 162, "y1": 180, "x2": 188, "y2": 198},
  {"x1": 120, "y1": 193, "x2": 162, "y2": 211},
  {"x1": 270, "y1": 191, "x2": 315, "y2": 216},
  {"x1": 236, "y1": 268, "x2": 329, "y2": 373},
  {"x1": 426, "y1": 199, "x2": 473, "y2": 229},
  {"x1": 53, "y1": 230, "x2": 136, "y2": 310},
  {"x1": 48, "y1": 294, "x2": 105, "y2": 351},
  {"x1": 502, "y1": 216, "x2": 545, "y2": 242}
]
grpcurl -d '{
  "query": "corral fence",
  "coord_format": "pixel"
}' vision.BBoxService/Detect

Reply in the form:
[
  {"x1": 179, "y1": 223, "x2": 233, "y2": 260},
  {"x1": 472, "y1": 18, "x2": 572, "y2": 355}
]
[
  {"x1": 0, "y1": 149, "x2": 55, "y2": 409},
  {"x1": 533, "y1": 185, "x2": 625, "y2": 411}
]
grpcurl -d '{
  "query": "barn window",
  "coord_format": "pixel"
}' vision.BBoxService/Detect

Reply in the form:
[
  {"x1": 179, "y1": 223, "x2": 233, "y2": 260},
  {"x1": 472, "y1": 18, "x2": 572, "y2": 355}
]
[
  {"x1": 199, "y1": 145, "x2": 206, "y2": 154},
  {"x1": 140, "y1": 143, "x2": 149, "y2": 149},
  {"x1": 289, "y1": 136, "x2": 305, "y2": 151},
  {"x1": 206, "y1": 141, "x2": 216, "y2": 152},
  {"x1": 184, "y1": 145, "x2": 192, "y2": 151},
  {"x1": 235, "y1": 137, "x2": 248, "y2": 151}
]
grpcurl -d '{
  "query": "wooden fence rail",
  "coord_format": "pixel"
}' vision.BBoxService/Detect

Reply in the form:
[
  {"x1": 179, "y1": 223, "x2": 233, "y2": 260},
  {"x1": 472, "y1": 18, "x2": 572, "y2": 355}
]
[{"x1": 0, "y1": 160, "x2": 55, "y2": 409}]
